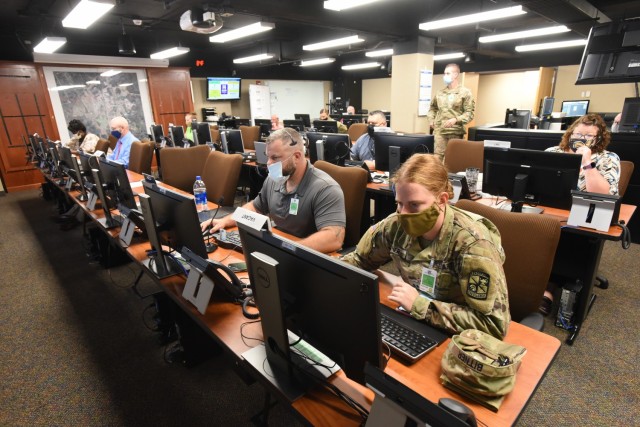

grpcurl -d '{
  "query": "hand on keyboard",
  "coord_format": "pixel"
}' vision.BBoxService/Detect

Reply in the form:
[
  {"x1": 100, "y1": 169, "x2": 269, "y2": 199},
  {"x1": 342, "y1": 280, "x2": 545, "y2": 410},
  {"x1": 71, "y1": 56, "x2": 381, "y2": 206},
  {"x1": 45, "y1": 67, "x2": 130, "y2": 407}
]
[{"x1": 389, "y1": 280, "x2": 420, "y2": 312}]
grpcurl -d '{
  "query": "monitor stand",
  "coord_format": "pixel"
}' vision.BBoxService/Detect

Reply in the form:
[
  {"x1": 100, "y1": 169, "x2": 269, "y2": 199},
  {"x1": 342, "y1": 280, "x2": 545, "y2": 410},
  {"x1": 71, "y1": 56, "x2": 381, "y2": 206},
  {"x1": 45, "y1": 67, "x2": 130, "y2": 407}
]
[{"x1": 498, "y1": 202, "x2": 544, "y2": 214}]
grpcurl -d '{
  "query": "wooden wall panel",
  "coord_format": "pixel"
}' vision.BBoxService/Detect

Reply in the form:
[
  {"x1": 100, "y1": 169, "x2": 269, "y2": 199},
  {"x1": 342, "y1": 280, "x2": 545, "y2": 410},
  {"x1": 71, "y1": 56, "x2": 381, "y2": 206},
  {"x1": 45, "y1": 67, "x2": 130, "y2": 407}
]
[{"x1": 147, "y1": 68, "x2": 194, "y2": 134}]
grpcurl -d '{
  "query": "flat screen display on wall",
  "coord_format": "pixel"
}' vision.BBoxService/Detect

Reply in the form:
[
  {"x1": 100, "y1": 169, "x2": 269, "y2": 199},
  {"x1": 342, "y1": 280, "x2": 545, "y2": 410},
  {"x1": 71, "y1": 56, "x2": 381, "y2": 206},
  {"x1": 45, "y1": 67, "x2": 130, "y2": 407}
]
[{"x1": 207, "y1": 77, "x2": 241, "y2": 101}]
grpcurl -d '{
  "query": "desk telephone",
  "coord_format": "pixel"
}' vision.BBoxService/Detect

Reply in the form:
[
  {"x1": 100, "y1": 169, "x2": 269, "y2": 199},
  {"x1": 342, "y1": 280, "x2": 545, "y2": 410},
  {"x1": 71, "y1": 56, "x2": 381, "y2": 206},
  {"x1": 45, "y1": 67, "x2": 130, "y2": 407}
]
[{"x1": 180, "y1": 247, "x2": 246, "y2": 301}]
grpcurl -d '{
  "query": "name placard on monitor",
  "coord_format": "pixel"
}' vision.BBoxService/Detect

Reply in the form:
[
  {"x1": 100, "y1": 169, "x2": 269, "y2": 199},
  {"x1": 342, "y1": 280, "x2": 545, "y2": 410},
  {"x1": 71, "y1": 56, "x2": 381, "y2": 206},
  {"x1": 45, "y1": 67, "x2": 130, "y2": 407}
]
[{"x1": 232, "y1": 207, "x2": 271, "y2": 231}]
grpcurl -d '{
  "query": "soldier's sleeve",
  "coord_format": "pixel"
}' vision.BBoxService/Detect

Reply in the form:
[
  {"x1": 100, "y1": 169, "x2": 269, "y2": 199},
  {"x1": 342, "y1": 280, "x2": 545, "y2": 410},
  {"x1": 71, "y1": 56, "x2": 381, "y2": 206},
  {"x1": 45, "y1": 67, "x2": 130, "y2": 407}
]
[
  {"x1": 413, "y1": 239, "x2": 509, "y2": 339},
  {"x1": 457, "y1": 89, "x2": 475, "y2": 125},
  {"x1": 426, "y1": 95, "x2": 438, "y2": 122},
  {"x1": 340, "y1": 220, "x2": 393, "y2": 271}
]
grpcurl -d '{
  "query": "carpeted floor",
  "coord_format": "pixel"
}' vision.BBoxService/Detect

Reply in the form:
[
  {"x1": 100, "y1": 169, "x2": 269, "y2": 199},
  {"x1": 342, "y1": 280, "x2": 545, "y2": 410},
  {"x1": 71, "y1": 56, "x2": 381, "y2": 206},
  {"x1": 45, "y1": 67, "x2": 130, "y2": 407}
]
[{"x1": 1, "y1": 189, "x2": 638, "y2": 426}]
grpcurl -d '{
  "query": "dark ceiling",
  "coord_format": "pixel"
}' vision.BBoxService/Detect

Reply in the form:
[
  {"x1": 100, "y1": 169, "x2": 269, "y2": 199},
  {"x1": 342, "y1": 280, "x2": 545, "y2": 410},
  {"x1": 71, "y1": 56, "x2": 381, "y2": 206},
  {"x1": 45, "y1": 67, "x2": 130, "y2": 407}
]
[{"x1": 2, "y1": 0, "x2": 640, "y2": 79}]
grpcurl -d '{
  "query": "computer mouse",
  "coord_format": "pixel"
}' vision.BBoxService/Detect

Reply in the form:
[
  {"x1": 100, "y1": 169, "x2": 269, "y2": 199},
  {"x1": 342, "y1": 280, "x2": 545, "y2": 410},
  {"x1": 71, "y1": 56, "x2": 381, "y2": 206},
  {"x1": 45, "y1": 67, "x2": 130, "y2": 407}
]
[
  {"x1": 206, "y1": 242, "x2": 218, "y2": 253},
  {"x1": 438, "y1": 398, "x2": 477, "y2": 427}
]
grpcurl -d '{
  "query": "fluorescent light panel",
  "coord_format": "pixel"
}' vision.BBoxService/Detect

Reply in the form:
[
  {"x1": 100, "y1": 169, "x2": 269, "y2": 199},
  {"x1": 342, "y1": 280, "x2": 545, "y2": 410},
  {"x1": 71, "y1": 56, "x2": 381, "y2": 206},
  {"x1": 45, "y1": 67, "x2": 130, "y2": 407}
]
[
  {"x1": 233, "y1": 53, "x2": 274, "y2": 64},
  {"x1": 33, "y1": 37, "x2": 67, "y2": 53},
  {"x1": 479, "y1": 25, "x2": 570, "y2": 43},
  {"x1": 366, "y1": 48, "x2": 394, "y2": 57},
  {"x1": 433, "y1": 52, "x2": 465, "y2": 61},
  {"x1": 515, "y1": 39, "x2": 587, "y2": 52},
  {"x1": 303, "y1": 35, "x2": 364, "y2": 51},
  {"x1": 100, "y1": 70, "x2": 121, "y2": 77},
  {"x1": 324, "y1": 0, "x2": 382, "y2": 11},
  {"x1": 209, "y1": 22, "x2": 275, "y2": 43},
  {"x1": 150, "y1": 46, "x2": 190, "y2": 59},
  {"x1": 62, "y1": 0, "x2": 115, "y2": 29},
  {"x1": 419, "y1": 5, "x2": 526, "y2": 31},
  {"x1": 341, "y1": 62, "x2": 380, "y2": 70},
  {"x1": 300, "y1": 58, "x2": 335, "y2": 67}
]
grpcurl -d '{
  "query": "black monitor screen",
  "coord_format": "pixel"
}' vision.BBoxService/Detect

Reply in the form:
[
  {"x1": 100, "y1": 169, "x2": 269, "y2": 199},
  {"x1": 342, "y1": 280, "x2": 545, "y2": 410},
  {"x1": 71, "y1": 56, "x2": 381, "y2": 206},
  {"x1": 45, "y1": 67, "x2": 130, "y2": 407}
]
[
  {"x1": 313, "y1": 120, "x2": 339, "y2": 133},
  {"x1": 541, "y1": 97, "x2": 554, "y2": 116},
  {"x1": 561, "y1": 100, "x2": 589, "y2": 117},
  {"x1": 294, "y1": 114, "x2": 311, "y2": 128},
  {"x1": 29, "y1": 135, "x2": 44, "y2": 159},
  {"x1": 142, "y1": 181, "x2": 208, "y2": 259},
  {"x1": 374, "y1": 133, "x2": 434, "y2": 173},
  {"x1": 195, "y1": 122, "x2": 212, "y2": 145},
  {"x1": 170, "y1": 126, "x2": 185, "y2": 144},
  {"x1": 78, "y1": 152, "x2": 97, "y2": 184},
  {"x1": 504, "y1": 109, "x2": 531, "y2": 129},
  {"x1": 98, "y1": 158, "x2": 137, "y2": 210},
  {"x1": 306, "y1": 132, "x2": 350, "y2": 166},
  {"x1": 619, "y1": 97, "x2": 640, "y2": 133},
  {"x1": 150, "y1": 124, "x2": 164, "y2": 143},
  {"x1": 254, "y1": 118, "x2": 272, "y2": 137},
  {"x1": 238, "y1": 224, "x2": 383, "y2": 385},
  {"x1": 483, "y1": 147, "x2": 582, "y2": 211},
  {"x1": 283, "y1": 120, "x2": 305, "y2": 132},
  {"x1": 223, "y1": 129, "x2": 244, "y2": 154}
]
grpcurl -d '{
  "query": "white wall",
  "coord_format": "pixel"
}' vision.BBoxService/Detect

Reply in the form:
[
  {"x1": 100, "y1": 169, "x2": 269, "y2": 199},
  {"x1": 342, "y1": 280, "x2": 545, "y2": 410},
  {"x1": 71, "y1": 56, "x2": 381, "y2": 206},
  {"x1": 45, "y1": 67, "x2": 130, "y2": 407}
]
[
  {"x1": 362, "y1": 78, "x2": 391, "y2": 112},
  {"x1": 475, "y1": 70, "x2": 540, "y2": 126}
]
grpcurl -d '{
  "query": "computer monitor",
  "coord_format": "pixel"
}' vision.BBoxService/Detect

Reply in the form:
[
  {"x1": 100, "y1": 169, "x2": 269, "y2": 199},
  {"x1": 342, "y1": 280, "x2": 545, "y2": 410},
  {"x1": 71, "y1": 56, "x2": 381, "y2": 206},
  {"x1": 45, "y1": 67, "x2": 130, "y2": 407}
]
[
  {"x1": 142, "y1": 181, "x2": 208, "y2": 259},
  {"x1": 294, "y1": 114, "x2": 311, "y2": 128},
  {"x1": 98, "y1": 158, "x2": 137, "y2": 211},
  {"x1": 58, "y1": 147, "x2": 89, "y2": 201},
  {"x1": 221, "y1": 129, "x2": 244, "y2": 154},
  {"x1": 149, "y1": 124, "x2": 164, "y2": 143},
  {"x1": 237, "y1": 224, "x2": 383, "y2": 386},
  {"x1": 483, "y1": 146, "x2": 582, "y2": 212},
  {"x1": 78, "y1": 152, "x2": 97, "y2": 185},
  {"x1": 561, "y1": 100, "x2": 590, "y2": 117},
  {"x1": 313, "y1": 120, "x2": 339, "y2": 133},
  {"x1": 195, "y1": 122, "x2": 213, "y2": 146},
  {"x1": 235, "y1": 118, "x2": 251, "y2": 127},
  {"x1": 541, "y1": 97, "x2": 554, "y2": 117},
  {"x1": 342, "y1": 115, "x2": 363, "y2": 128},
  {"x1": 504, "y1": 109, "x2": 531, "y2": 129},
  {"x1": 253, "y1": 118, "x2": 272, "y2": 137},
  {"x1": 169, "y1": 125, "x2": 185, "y2": 145},
  {"x1": 283, "y1": 119, "x2": 305, "y2": 132},
  {"x1": 619, "y1": 97, "x2": 640, "y2": 133},
  {"x1": 306, "y1": 132, "x2": 350, "y2": 166},
  {"x1": 374, "y1": 133, "x2": 434, "y2": 173}
]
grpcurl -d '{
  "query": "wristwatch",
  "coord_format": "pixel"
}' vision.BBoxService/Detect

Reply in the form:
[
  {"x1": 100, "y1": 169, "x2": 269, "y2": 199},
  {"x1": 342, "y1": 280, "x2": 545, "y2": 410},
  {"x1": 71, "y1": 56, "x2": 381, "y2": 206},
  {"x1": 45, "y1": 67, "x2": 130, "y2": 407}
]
[{"x1": 582, "y1": 161, "x2": 596, "y2": 170}]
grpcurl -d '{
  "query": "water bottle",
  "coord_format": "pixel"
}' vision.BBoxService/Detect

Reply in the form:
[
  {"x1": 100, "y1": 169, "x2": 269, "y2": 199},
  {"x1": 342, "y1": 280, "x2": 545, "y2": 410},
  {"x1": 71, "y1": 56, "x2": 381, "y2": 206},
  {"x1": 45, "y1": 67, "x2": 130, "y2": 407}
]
[{"x1": 193, "y1": 176, "x2": 208, "y2": 212}]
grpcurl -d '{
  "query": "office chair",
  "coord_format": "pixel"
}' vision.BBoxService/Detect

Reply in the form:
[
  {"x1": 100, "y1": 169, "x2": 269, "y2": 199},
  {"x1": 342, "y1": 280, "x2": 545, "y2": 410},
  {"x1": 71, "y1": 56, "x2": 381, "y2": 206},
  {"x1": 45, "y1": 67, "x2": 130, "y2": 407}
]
[
  {"x1": 128, "y1": 140, "x2": 155, "y2": 175},
  {"x1": 347, "y1": 123, "x2": 368, "y2": 145},
  {"x1": 443, "y1": 139, "x2": 484, "y2": 173},
  {"x1": 596, "y1": 160, "x2": 634, "y2": 289},
  {"x1": 313, "y1": 160, "x2": 369, "y2": 249},
  {"x1": 95, "y1": 138, "x2": 110, "y2": 154},
  {"x1": 159, "y1": 145, "x2": 211, "y2": 192},
  {"x1": 455, "y1": 199, "x2": 561, "y2": 331},
  {"x1": 107, "y1": 134, "x2": 118, "y2": 151},
  {"x1": 201, "y1": 151, "x2": 243, "y2": 206},
  {"x1": 239, "y1": 125, "x2": 260, "y2": 151}
]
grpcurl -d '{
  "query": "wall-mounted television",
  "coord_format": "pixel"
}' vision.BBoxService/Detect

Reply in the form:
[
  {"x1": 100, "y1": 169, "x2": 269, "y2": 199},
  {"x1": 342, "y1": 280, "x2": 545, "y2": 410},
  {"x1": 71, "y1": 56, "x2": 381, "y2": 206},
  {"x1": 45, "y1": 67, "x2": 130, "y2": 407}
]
[{"x1": 207, "y1": 77, "x2": 241, "y2": 101}]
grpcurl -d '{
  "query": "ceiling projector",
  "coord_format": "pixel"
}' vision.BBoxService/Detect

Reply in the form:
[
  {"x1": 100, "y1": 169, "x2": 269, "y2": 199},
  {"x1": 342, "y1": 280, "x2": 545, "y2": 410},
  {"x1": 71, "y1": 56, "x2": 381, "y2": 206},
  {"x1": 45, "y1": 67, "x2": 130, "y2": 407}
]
[{"x1": 180, "y1": 10, "x2": 223, "y2": 34}]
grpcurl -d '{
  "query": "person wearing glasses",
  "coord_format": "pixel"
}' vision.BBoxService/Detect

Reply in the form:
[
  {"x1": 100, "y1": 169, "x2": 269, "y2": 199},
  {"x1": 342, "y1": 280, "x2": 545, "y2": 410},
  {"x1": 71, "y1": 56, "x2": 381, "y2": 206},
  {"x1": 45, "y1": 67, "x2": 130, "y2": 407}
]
[
  {"x1": 350, "y1": 110, "x2": 389, "y2": 170},
  {"x1": 202, "y1": 128, "x2": 346, "y2": 254}
]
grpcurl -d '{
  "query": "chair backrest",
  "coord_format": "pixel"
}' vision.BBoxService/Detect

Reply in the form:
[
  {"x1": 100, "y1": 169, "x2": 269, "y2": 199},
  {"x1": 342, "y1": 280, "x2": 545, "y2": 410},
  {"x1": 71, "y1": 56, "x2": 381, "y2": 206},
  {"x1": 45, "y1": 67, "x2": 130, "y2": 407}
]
[
  {"x1": 128, "y1": 140, "x2": 155, "y2": 174},
  {"x1": 107, "y1": 134, "x2": 118, "y2": 150},
  {"x1": 239, "y1": 125, "x2": 260, "y2": 151},
  {"x1": 619, "y1": 160, "x2": 634, "y2": 197},
  {"x1": 201, "y1": 151, "x2": 244, "y2": 207},
  {"x1": 348, "y1": 123, "x2": 368, "y2": 144},
  {"x1": 210, "y1": 127, "x2": 221, "y2": 144},
  {"x1": 444, "y1": 139, "x2": 484, "y2": 173},
  {"x1": 455, "y1": 199, "x2": 561, "y2": 322},
  {"x1": 313, "y1": 160, "x2": 368, "y2": 248},
  {"x1": 159, "y1": 145, "x2": 211, "y2": 192},
  {"x1": 95, "y1": 138, "x2": 110, "y2": 153}
]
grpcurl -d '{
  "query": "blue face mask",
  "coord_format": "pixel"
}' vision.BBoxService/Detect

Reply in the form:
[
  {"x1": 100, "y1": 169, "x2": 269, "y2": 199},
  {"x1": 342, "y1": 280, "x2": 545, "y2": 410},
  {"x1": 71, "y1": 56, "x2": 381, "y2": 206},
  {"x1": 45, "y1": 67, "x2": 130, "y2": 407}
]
[
  {"x1": 443, "y1": 75, "x2": 453, "y2": 85},
  {"x1": 267, "y1": 160, "x2": 283, "y2": 179},
  {"x1": 111, "y1": 130, "x2": 122, "y2": 139}
]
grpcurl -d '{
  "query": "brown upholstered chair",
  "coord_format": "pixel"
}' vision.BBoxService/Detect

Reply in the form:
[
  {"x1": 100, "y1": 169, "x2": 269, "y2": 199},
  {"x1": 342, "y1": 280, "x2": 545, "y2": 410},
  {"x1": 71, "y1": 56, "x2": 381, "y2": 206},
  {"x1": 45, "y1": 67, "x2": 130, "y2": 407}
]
[
  {"x1": 159, "y1": 145, "x2": 211, "y2": 192},
  {"x1": 239, "y1": 125, "x2": 260, "y2": 150},
  {"x1": 201, "y1": 151, "x2": 244, "y2": 207},
  {"x1": 95, "y1": 138, "x2": 110, "y2": 153},
  {"x1": 348, "y1": 123, "x2": 368, "y2": 144},
  {"x1": 313, "y1": 160, "x2": 369, "y2": 248},
  {"x1": 128, "y1": 140, "x2": 155, "y2": 174},
  {"x1": 107, "y1": 134, "x2": 118, "y2": 150},
  {"x1": 455, "y1": 199, "x2": 561, "y2": 331},
  {"x1": 210, "y1": 128, "x2": 221, "y2": 145},
  {"x1": 443, "y1": 139, "x2": 484, "y2": 173},
  {"x1": 619, "y1": 160, "x2": 634, "y2": 197}
]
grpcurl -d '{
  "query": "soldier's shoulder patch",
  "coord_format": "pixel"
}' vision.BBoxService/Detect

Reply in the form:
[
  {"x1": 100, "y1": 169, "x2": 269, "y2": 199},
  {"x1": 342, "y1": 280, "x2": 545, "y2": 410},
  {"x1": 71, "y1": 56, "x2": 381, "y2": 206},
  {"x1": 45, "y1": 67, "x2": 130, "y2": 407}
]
[{"x1": 467, "y1": 271, "x2": 490, "y2": 300}]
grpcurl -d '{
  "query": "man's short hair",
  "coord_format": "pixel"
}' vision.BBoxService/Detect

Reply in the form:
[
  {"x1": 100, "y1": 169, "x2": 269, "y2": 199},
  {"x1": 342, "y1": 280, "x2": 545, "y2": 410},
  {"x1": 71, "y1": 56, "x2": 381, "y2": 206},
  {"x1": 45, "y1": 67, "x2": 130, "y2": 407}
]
[
  {"x1": 369, "y1": 110, "x2": 387, "y2": 123},
  {"x1": 266, "y1": 128, "x2": 304, "y2": 151},
  {"x1": 445, "y1": 63, "x2": 460, "y2": 74}
]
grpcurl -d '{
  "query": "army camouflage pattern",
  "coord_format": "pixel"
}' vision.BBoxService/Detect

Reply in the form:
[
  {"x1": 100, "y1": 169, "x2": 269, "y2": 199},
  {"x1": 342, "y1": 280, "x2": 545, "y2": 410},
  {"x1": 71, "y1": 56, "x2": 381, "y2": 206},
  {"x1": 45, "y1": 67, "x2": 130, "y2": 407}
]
[
  {"x1": 342, "y1": 205, "x2": 510, "y2": 339},
  {"x1": 427, "y1": 85, "x2": 475, "y2": 136},
  {"x1": 440, "y1": 329, "x2": 527, "y2": 411}
]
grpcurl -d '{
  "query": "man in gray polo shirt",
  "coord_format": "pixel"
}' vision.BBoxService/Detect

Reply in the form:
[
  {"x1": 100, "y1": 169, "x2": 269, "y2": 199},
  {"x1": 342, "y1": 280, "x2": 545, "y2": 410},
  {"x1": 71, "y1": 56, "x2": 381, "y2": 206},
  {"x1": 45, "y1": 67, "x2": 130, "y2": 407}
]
[{"x1": 204, "y1": 128, "x2": 346, "y2": 254}]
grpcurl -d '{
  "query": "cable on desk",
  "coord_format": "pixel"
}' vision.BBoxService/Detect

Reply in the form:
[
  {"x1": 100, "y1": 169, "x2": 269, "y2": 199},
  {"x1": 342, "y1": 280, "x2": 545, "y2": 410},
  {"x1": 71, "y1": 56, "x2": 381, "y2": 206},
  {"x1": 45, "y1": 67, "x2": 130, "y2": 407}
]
[
  {"x1": 240, "y1": 320, "x2": 263, "y2": 347},
  {"x1": 614, "y1": 220, "x2": 631, "y2": 250}
]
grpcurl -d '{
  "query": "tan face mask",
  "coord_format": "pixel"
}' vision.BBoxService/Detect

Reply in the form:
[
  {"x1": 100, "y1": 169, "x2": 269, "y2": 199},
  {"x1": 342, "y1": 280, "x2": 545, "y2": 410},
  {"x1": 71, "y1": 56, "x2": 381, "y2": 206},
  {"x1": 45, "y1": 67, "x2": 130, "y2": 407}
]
[{"x1": 398, "y1": 203, "x2": 442, "y2": 238}]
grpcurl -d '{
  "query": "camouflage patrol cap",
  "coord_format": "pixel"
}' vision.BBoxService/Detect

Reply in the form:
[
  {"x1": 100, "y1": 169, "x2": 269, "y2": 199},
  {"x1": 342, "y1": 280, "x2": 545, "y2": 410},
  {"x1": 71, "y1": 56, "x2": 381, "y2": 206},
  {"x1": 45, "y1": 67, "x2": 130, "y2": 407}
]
[{"x1": 440, "y1": 329, "x2": 527, "y2": 411}]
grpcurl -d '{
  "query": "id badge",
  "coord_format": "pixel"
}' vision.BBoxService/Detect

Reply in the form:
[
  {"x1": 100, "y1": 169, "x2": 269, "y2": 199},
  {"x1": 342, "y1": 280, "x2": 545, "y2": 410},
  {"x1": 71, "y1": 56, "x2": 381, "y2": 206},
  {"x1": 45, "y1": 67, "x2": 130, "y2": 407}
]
[
  {"x1": 419, "y1": 266, "x2": 437, "y2": 297},
  {"x1": 289, "y1": 197, "x2": 299, "y2": 215}
]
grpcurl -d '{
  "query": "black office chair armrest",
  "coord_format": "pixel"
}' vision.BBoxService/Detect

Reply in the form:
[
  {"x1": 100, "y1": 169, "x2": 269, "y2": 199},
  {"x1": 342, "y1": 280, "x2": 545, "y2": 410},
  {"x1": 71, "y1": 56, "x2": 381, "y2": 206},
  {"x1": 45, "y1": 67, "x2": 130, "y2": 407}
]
[{"x1": 519, "y1": 312, "x2": 544, "y2": 332}]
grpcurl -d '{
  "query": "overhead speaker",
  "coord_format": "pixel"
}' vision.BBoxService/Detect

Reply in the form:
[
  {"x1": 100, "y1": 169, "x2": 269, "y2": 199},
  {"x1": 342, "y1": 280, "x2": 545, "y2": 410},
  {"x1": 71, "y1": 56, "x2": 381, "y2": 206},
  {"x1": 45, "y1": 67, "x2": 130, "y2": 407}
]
[{"x1": 118, "y1": 34, "x2": 136, "y2": 55}]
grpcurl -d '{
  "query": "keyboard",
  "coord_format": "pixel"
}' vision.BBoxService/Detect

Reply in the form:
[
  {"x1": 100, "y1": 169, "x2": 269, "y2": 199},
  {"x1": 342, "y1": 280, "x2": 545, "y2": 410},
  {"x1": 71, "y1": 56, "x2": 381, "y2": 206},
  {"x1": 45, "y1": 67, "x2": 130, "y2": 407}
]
[
  {"x1": 379, "y1": 305, "x2": 443, "y2": 362},
  {"x1": 212, "y1": 230, "x2": 243, "y2": 252}
]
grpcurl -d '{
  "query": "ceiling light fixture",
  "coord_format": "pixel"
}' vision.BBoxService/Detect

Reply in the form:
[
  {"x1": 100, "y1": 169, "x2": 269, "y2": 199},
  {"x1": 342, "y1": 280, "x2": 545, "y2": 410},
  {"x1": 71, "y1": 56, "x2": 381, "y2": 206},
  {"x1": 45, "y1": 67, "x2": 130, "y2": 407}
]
[
  {"x1": 62, "y1": 0, "x2": 115, "y2": 29},
  {"x1": 433, "y1": 52, "x2": 465, "y2": 61},
  {"x1": 233, "y1": 53, "x2": 274, "y2": 64},
  {"x1": 419, "y1": 5, "x2": 526, "y2": 31},
  {"x1": 515, "y1": 39, "x2": 587, "y2": 52},
  {"x1": 150, "y1": 46, "x2": 190, "y2": 59},
  {"x1": 86, "y1": 80, "x2": 101, "y2": 84},
  {"x1": 100, "y1": 70, "x2": 121, "y2": 77},
  {"x1": 33, "y1": 37, "x2": 67, "y2": 54},
  {"x1": 303, "y1": 35, "x2": 364, "y2": 51},
  {"x1": 300, "y1": 58, "x2": 336, "y2": 67},
  {"x1": 118, "y1": 20, "x2": 136, "y2": 55},
  {"x1": 323, "y1": 0, "x2": 382, "y2": 11},
  {"x1": 479, "y1": 25, "x2": 570, "y2": 43},
  {"x1": 365, "y1": 48, "x2": 394, "y2": 57},
  {"x1": 209, "y1": 22, "x2": 275, "y2": 43},
  {"x1": 341, "y1": 62, "x2": 380, "y2": 70}
]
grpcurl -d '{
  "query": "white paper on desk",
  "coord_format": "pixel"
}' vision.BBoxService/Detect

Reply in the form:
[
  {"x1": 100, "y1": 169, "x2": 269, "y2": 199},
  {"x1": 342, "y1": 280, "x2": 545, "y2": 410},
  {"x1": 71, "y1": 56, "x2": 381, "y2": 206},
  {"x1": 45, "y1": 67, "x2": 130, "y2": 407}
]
[
  {"x1": 288, "y1": 330, "x2": 341, "y2": 379},
  {"x1": 130, "y1": 180, "x2": 144, "y2": 189},
  {"x1": 567, "y1": 197, "x2": 615, "y2": 232}
]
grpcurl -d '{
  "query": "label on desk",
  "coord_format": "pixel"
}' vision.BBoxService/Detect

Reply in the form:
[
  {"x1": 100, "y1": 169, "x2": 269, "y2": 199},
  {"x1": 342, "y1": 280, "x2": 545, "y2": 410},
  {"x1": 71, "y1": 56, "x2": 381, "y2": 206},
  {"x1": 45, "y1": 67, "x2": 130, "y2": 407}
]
[{"x1": 568, "y1": 193, "x2": 618, "y2": 232}]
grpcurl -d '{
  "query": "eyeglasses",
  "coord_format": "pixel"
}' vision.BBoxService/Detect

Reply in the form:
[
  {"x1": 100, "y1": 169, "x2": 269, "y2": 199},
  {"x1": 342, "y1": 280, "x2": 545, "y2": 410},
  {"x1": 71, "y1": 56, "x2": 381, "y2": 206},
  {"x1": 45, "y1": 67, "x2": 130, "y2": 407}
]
[{"x1": 571, "y1": 132, "x2": 596, "y2": 140}]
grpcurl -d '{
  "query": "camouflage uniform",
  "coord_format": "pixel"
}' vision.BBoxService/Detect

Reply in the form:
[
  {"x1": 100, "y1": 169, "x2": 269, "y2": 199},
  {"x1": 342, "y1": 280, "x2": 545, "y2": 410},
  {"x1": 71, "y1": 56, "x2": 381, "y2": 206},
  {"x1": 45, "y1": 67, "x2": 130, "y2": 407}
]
[
  {"x1": 427, "y1": 86, "x2": 475, "y2": 160},
  {"x1": 341, "y1": 205, "x2": 510, "y2": 339}
]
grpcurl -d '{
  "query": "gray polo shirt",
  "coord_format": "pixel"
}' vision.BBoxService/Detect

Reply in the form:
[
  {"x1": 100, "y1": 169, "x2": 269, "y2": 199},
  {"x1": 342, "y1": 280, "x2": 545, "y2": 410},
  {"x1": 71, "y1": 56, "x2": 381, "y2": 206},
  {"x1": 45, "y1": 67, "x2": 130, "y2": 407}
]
[{"x1": 253, "y1": 161, "x2": 346, "y2": 238}]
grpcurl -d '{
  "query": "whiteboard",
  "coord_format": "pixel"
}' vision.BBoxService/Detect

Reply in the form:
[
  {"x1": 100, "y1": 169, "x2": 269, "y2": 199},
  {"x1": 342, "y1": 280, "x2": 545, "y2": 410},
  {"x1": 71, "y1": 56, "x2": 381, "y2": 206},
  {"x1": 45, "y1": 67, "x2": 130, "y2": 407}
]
[
  {"x1": 249, "y1": 84, "x2": 271, "y2": 122},
  {"x1": 265, "y1": 80, "x2": 325, "y2": 121}
]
